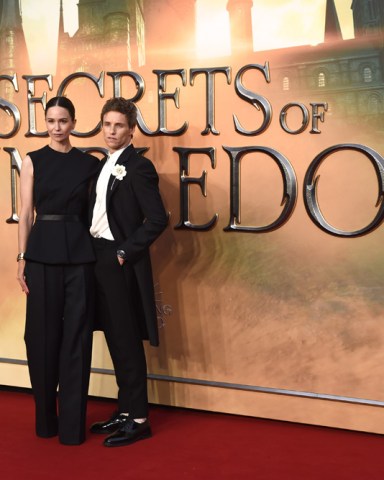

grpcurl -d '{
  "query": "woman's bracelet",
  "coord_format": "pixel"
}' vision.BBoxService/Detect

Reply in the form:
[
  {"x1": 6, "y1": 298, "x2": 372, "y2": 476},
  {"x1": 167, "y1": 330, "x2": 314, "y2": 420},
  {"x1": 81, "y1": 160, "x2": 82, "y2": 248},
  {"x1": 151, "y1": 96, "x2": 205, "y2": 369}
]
[{"x1": 17, "y1": 252, "x2": 25, "y2": 262}]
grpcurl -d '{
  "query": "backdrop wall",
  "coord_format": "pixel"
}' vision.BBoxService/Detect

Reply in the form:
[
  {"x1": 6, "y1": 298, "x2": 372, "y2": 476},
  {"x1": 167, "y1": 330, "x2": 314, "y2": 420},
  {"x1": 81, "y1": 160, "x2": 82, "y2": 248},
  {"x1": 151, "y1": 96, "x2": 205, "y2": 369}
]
[{"x1": 1, "y1": 0, "x2": 384, "y2": 434}]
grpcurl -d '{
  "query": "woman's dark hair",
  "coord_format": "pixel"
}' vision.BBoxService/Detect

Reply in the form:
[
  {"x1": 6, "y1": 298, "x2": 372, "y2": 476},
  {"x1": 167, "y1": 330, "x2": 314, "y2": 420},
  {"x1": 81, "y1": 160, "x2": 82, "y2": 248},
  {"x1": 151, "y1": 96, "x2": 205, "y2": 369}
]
[{"x1": 45, "y1": 96, "x2": 76, "y2": 121}]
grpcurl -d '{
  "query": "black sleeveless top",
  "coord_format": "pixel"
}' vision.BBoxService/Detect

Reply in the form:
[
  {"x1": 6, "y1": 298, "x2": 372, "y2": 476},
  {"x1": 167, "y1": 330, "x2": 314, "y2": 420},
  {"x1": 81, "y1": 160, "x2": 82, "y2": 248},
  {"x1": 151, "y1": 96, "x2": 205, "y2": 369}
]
[{"x1": 25, "y1": 145, "x2": 100, "y2": 264}]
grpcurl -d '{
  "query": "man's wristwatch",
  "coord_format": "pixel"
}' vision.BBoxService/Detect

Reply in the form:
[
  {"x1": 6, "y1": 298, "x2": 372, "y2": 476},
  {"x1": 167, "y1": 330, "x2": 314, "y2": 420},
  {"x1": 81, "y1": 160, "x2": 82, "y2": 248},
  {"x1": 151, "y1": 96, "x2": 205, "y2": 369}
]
[
  {"x1": 17, "y1": 252, "x2": 25, "y2": 262},
  {"x1": 117, "y1": 250, "x2": 126, "y2": 260}
]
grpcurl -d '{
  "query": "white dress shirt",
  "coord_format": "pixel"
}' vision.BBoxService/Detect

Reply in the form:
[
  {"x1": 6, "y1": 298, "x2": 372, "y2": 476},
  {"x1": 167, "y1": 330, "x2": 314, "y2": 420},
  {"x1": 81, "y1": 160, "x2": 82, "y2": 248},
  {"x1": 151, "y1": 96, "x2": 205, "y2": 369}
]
[{"x1": 90, "y1": 146, "x2": 127, "y2": 240}]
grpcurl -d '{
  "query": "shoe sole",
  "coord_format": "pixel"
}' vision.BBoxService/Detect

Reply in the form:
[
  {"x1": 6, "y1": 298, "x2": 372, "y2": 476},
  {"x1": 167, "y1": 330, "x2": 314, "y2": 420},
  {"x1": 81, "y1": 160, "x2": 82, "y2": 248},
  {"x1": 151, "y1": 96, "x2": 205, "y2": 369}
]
[
  {"x1": 103, "y1": 431, "x2": 152, "y2": 447},
  {"x1": 90, "y1": 428, "x2": 121, "y2": 435}
]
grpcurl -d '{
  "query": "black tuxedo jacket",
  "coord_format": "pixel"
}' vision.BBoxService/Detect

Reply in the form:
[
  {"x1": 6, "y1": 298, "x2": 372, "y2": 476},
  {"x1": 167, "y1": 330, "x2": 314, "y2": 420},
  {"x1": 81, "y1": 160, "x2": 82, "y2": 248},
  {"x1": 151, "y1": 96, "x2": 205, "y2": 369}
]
[{"x1": 90, "y1": 144, "x2": 168, "y2": 346}]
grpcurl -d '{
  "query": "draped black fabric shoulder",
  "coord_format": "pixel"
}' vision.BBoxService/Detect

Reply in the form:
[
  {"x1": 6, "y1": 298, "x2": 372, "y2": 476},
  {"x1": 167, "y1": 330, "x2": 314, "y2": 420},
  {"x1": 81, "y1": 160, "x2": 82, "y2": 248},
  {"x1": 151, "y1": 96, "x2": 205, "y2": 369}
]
[{"x1": 25, "y1": 145, "x2": 100, "y2": 264}]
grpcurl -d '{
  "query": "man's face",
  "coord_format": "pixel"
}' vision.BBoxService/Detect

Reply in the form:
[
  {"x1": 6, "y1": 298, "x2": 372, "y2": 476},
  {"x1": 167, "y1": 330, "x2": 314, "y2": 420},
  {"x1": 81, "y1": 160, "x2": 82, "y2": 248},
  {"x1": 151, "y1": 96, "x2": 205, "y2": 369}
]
[{"x1": 102, "y1": 111, "x2": 135, "y2": 153}]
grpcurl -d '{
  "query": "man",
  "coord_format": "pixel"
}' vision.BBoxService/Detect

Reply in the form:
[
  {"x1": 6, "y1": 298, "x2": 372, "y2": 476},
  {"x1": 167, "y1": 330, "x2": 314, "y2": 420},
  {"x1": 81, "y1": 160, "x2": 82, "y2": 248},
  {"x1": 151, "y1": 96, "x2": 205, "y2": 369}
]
[{"x1": 89, "y1": 97, "x2": 168, "y2": 447}]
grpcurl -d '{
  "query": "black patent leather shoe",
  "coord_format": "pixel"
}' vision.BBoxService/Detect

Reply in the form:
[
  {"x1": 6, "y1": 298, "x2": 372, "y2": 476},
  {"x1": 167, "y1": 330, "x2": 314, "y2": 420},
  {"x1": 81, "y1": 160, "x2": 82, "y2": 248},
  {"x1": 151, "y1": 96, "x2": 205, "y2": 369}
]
[
  {"x1": 103, "y1": 419, "x2": 152, "y2": 447},
  {"x1": 90, "y1": 411, "x2": 130, "y2": 434}
]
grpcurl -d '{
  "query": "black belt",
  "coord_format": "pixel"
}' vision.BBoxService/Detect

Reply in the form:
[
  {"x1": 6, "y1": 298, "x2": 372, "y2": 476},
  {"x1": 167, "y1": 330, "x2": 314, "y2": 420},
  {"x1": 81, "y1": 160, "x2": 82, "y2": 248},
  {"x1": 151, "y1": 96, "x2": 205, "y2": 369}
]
[{"x1": 36, "y1": 214, "x2": 81, "y2": 222}]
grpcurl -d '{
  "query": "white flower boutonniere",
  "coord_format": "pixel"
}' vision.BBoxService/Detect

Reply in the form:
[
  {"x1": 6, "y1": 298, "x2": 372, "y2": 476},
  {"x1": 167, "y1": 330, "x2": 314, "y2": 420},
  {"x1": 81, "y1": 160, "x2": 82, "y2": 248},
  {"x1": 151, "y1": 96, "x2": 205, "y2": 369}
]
[{"x1": 111, "y1": 164, "x2": 126, "y2": 189}]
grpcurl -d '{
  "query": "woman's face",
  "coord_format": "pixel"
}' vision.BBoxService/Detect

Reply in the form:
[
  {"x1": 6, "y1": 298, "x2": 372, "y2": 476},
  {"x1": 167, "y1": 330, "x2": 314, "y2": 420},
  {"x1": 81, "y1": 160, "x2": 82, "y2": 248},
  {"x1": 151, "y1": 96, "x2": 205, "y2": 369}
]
[{"x1": 45, "y1": 106, "x2": 76, "y2": 142}]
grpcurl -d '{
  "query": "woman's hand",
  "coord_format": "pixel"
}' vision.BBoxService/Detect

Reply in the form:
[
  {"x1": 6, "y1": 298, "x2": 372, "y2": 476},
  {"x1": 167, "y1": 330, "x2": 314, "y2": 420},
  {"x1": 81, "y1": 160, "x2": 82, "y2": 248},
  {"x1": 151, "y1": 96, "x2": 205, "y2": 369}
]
[
  {"x1": 17, "y1": 155, "x2": 34, "y2": 296},
  {"x1": 17, "y1": 260, "x2": 29, "y2": 295}
]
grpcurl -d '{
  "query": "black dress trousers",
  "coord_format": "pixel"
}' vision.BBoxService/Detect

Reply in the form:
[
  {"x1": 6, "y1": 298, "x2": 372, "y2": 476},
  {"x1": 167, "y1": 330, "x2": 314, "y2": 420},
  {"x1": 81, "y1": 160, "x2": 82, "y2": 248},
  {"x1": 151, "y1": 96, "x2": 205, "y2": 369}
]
[
  {"x1": 24, "y1": 261, "x2": 94, "y2": 445},
  {"x1": 93, "y1": 238, "x2": 149, "y2": 418}
]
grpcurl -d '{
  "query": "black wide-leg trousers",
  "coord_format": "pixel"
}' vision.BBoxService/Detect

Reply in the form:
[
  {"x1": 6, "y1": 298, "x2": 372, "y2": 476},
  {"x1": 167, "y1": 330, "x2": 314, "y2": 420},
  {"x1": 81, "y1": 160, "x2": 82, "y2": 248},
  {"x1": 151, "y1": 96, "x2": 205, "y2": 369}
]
[
  {"x1": 93, "y1": 238, "x2": 148, "y2": 418},
  {"x1": 24, "y1": 261, "x2": 94, "y2": 445}
]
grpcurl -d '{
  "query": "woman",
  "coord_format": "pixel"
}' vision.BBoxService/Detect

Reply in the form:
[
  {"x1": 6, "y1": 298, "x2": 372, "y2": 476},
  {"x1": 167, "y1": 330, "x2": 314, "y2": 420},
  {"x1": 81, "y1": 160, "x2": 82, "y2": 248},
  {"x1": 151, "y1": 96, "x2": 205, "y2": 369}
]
[{"x1": 16, "y1": 96, "x2": 100, "y2": 445}]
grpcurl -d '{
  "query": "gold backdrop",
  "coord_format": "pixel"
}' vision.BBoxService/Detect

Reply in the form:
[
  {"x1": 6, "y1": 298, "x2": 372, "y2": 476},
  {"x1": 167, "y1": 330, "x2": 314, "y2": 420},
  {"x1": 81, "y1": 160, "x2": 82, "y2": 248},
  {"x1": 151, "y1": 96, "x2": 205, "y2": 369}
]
[{"x1": 1, "y1": 0, "x2": 384, "y2": 434}]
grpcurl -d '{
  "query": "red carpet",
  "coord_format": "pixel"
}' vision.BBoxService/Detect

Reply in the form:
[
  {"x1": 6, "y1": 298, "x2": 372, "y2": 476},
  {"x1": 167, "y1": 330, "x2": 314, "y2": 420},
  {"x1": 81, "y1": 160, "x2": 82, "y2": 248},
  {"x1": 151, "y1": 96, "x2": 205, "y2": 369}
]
[{"x1": 1, "y1": 388, "x2": 383, "y2": 480}]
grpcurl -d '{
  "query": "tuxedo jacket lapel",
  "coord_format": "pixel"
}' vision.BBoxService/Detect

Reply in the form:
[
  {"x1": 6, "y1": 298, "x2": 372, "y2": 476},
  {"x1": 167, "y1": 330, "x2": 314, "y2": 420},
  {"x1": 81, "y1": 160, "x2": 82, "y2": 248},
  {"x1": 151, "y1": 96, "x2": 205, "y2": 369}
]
[
  {"x1": 116, "y1": 144, "x2": 134, "y2": 166},
  {"x1": 105, "y1": 145, "x2": 134, "y2": 207},
  {"x1": 89, "y1": 156, "x2": 106, "y2": 217}
]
